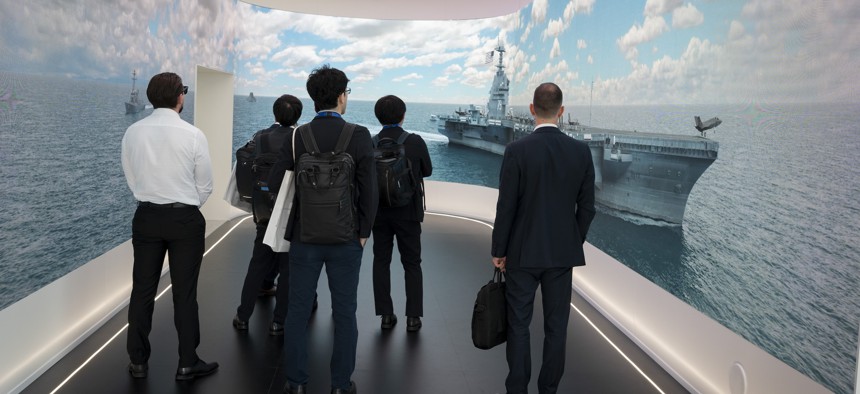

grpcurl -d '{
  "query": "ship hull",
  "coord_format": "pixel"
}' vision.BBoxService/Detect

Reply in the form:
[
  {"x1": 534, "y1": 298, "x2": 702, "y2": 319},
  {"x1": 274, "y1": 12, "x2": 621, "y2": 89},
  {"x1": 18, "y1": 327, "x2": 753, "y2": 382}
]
[
  {"x1": 439, "y1": 120, "x2": 718, "y2": 224},
  {"x1": 125, "y1": 102, "x2": 145, "y2": 114}
]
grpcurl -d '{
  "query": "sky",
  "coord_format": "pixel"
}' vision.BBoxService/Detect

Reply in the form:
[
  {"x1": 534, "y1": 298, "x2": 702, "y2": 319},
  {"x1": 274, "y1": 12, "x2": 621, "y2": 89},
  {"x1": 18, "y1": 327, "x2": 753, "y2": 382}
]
[{"x1": 1, "y1": 0, "x2": 858, "y2": 106}]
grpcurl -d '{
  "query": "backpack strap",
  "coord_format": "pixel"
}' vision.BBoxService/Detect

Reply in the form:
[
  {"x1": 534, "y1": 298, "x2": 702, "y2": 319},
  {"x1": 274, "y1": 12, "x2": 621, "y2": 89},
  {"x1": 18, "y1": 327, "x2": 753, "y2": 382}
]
[
  {"x1": 395, "y1": 131, "x2": 410, "y2": 145},
  {"x1": 334, "y1": 123, "x2": 356, "y2": 153},
  {"x1": 259, "y1": 131, "x2": 272, "y2": 154},
  {"x1": 299, "y1": 124, "x2": 321, "y2": 154}
]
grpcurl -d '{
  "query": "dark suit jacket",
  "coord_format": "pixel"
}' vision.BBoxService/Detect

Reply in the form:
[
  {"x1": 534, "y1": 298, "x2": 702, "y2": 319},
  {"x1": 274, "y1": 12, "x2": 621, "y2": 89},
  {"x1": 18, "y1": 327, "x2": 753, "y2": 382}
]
[
  {"x1": 269, "y1": 115, "x2": 378, "y2": 241},
  {"x1": 491, "y1": 125, "x2": 595, "y2": 269},
  {"x1": 374, "y1": 126, "x2": 433, "y2": 222}
]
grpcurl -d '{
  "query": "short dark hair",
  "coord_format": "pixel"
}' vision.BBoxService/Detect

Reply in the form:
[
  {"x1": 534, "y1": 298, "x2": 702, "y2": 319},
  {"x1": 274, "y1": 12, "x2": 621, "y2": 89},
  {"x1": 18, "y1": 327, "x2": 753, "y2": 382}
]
[
  {"x1": 273, "y1": 94, "x2": 303, "y2": 126},
  {"x1": 146, "y1": 72, "x2": 183, "y2": 109},
  {"x1": 532, "y1": 82, "x2": 563, "y2": 118},
  {"x1": 306, "y1": 64, "x2": 349, "y2": 111},
  {"x1": 374, "y1": 95, "x2": 406, "y2": 125}
]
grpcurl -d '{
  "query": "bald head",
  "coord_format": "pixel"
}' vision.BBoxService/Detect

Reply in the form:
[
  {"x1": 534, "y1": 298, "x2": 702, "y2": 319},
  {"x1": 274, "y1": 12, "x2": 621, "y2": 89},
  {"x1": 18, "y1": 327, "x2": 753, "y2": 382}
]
[{"x1": 532, "y1": 83, "x2": 563, "y2": 118}]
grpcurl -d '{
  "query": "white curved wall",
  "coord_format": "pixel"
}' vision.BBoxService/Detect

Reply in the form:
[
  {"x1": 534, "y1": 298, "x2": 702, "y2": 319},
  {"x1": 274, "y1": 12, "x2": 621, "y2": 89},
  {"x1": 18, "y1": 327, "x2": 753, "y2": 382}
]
[{"x1": 422, "y1": 180, "x2": 829, "y2": 394}]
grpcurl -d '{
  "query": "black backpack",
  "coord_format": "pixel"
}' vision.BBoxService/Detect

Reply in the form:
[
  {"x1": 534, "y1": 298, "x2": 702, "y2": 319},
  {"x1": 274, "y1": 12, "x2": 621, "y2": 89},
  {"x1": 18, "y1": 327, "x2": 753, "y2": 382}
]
[
  {"x1": 250, "y1": 133, "x2": 281, "y2": 222},
  {"x1": 295, "y1": 123, "x2": 357, "y2": 244},
  {"x1": 235, "y1": 130, "x2": 283, "y2": 222},
  {"x1": 372, "y1": 132, "x2": 416, "y2": 208},
  {"x1": 235, "y1": 141, "x2": 256, "y2": 203}
]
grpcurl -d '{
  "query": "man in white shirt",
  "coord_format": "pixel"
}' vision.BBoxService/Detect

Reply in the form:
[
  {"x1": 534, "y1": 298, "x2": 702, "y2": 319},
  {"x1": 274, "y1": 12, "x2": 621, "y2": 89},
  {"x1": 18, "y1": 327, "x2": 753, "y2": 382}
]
[{"x1": 121, "y1": 72, "x2": 218, "y2": 381}]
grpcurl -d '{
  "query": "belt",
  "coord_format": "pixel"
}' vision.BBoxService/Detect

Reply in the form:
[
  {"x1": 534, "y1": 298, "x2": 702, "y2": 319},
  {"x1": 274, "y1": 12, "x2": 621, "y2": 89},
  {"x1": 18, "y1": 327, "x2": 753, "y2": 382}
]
[{"x1": 138, "y1": 201, "x2": 197, "y2": 209}]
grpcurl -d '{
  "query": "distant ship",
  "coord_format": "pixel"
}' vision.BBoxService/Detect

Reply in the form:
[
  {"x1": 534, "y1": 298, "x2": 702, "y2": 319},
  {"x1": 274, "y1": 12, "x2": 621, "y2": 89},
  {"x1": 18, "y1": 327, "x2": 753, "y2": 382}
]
[
  {"x1": 247, "y1": 92, "x2": 256, "y2": 102},
  {"x1": 124, "y1": 70, "x2": 145, "y2": 114},
  {"x1": 437, "y1": 44, "x2": 720, "y2": 225}
]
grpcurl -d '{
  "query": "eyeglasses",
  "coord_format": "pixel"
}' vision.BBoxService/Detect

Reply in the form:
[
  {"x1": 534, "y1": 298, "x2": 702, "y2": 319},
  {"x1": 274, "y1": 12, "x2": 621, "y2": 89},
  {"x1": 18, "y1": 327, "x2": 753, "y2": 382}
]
[
  {"x1": 179, "y1": 85, "x2": 188, "y2": 95},
  {"x1": 344, "y1": 88, "x2": 351, "y2": 95}
]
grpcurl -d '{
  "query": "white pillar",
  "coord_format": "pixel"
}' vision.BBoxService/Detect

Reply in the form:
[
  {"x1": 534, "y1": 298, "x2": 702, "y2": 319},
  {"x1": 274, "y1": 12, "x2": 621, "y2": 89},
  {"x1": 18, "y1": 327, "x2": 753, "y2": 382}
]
[{"x1": 194, "y1": 65, "x2": 243, "y2": 221}]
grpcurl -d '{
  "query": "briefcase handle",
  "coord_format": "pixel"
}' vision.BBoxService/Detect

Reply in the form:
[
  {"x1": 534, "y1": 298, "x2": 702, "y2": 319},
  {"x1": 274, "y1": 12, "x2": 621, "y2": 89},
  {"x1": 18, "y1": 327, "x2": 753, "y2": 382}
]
[{"x1": 492, "y1": 267, "x2": 505, "y2": 284}]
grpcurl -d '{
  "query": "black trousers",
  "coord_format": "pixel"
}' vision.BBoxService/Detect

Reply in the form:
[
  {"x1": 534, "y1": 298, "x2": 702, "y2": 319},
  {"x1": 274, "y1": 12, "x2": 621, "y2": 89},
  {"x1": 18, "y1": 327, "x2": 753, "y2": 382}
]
[
  {"x1": 504, "y1": 267, "x2": 573, "y2": 394},
  {"x1": 127, "y1": 205, "x2": 205, "y2": 367},
  {"x1": 371, "y1": 218, "x2": 423, "y2": 317},
  {"x1": 236, "y1": 220, "x2": 290, "y2": 323}
]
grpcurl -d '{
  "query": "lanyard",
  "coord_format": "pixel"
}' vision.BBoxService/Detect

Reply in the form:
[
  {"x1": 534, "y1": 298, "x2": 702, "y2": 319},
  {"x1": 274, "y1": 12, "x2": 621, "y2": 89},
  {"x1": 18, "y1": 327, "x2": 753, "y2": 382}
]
[
  {"x1": 316, "y1": 111, "x2": 342, "y2": 118},
  {"x1": 382, "y1": 124, "x2": 400, "y2": 129}
]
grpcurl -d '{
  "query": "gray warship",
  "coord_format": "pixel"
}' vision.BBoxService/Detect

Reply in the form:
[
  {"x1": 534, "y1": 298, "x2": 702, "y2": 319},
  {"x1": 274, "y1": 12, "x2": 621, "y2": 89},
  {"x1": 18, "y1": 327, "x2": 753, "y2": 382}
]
[
  {"x1": 437, "y1": 44, "x2": 720, "y2": 224},
  {"x1": 124, "y1": 69, "x2": 145, "y2": 114}
]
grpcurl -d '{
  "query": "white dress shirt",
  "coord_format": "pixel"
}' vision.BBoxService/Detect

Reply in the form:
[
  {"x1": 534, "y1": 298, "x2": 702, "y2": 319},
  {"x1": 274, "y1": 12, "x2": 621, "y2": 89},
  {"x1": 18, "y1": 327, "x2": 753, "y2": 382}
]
[
  {"x1": 121, "y1": 108, "x2": 213, "y2": 206},
  {"x1": 534, "y1": 122, "x2": 558, "y2": 131}
]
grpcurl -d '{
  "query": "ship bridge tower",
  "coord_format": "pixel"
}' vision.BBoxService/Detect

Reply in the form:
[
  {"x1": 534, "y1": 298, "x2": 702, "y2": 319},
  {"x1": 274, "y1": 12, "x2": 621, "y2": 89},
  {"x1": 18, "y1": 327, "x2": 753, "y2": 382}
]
[{"x1": 486, "y1": 43, "x2": 509, "y2": 120}]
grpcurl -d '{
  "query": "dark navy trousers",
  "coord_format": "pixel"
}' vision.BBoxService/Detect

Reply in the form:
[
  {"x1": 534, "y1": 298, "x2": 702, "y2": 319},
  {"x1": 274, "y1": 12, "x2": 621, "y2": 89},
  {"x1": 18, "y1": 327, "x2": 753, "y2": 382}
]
[
  {"x1": 284, "y1": 239, "x2": 364, "y2": 391},
  {"x1": 371, "y1": 218, "x2": 423, "y2": 317},
  {"x1": 236, "y1": 220, "x2": 289, "y2": 323},
  {"x1": 504, "y1": 267, "x2": 573, "y2": 394},
  {"x1": 127, "y1": 205, "x2": 205, "y2": 368}
]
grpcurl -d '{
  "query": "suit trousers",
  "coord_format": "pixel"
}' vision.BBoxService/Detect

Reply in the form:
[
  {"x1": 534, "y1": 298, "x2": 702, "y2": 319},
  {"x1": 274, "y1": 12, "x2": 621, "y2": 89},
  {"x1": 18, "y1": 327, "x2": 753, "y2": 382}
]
[
  {"x1": 127, "y1": 205, "x2": 205, "y2": 367},
  {"x1": 504, "y1": 267, "x2": 573, "y2": 394},
  {"x1": 236, "y1": 220, "x2": 290, "y2": 323},
  {"x1": 371, "y1": 218, "x2": 423, "y2": 317},
  {"x1": 284, "y1": 239, "x2": 363, "y2": 391}
]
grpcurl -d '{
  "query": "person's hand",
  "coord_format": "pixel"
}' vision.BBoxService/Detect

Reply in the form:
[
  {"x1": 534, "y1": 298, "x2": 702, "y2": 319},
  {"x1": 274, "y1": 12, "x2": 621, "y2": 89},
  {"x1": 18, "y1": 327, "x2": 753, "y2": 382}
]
[
  {"x1": 359, "y1": 238, "x2": 367, "y2": 248},
  {"x1": 492, "y1": 256, "x2": 506, "y2": 272}
]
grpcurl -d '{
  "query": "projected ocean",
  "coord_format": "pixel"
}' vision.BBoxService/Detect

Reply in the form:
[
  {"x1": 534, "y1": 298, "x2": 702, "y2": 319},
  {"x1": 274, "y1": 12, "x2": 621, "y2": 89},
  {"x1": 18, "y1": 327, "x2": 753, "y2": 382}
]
[{"x1": 0, "y1": 72, "x2": 857, "y2": 393}]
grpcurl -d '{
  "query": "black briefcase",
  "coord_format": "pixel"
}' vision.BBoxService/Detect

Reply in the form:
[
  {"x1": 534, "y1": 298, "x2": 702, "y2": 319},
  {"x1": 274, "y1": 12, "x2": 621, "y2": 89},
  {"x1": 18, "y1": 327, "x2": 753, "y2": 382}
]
[{"x1": 471, "y1": 268, "x2": 507, "y2": 350}]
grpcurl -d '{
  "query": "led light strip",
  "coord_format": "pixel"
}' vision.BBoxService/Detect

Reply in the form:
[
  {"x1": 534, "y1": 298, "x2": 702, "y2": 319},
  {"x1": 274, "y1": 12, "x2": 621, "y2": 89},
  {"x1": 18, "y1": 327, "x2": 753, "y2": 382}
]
[{"x1": 49, "y1": 216, "x2": 253, "y2": 394}]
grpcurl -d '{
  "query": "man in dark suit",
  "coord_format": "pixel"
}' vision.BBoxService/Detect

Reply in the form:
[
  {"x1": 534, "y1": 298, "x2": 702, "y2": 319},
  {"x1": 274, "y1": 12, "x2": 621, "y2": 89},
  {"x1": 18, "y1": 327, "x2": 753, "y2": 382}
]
[
  {"x1": 491, "y1": 82, "x2": 595, "y2": 394},
  {"x1": 370, "y1": 95, "x2": 433, "y2": 332},
  {"x1": 233, "y1": 94, "x2": 305, "y2": 336},
  {"x1": 268, "y1": 65, "x2": 377, "y2": 394}
]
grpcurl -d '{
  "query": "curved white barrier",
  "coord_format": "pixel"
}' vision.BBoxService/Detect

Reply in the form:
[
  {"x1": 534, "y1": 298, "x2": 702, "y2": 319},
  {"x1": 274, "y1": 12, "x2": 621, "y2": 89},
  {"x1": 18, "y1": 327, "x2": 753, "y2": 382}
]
[{"x1": 423, "y1": 180, "x2": 829, "y2": 394}]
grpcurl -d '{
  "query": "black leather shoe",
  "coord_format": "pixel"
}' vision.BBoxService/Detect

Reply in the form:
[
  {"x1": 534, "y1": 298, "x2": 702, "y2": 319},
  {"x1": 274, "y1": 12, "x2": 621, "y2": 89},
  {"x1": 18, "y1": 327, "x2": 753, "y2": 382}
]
[
  {"x1": 233, "y1": 315, "x2": 248, "y2": 331},
  {"x1": 175, "y1": 359, "x2": 219, "y2": 381},
  {"x1": 284, "y1": 382, "x2": 307, "y2": 394},
  {"x1": 380, "y1": 314, "x2": 397, "y2": 329},
  {"x1": 269, "y1": 321, "x2": 284, "y2": 336},
  {"x1": 407, "y1": 316, "x2": 422, "y2": 332},
  {"x1": 331, "y1": 381, "x2": 357, "y2": 394},
  {"x1": 128, "y1": 362, "x2": 147, "y2": 378}
]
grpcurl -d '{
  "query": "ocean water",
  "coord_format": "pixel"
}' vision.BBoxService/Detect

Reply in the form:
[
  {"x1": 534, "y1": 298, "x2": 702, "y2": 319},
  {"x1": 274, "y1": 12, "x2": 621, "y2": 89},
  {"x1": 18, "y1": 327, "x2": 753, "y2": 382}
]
[{"x1": 1, "y1": 72, "x2": 858, "y2": 393}]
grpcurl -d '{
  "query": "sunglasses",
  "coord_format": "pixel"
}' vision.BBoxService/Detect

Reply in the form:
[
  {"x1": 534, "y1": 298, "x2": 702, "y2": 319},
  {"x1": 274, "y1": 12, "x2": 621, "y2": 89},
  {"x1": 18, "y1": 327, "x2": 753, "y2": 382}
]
[
  {"x1": 179, "y1": 85, "x2": 188, "y2": 95},
  {"x1": 344, "y1": 88, "x2": 351, "y2": 95}
]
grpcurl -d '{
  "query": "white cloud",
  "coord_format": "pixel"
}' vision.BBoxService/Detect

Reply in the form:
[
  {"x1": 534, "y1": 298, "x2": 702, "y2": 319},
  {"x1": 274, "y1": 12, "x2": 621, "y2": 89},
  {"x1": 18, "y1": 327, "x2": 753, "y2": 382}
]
[
  {"x1": 728, "y1": 20, "x2": 746, "y2": 41},
  {"x1": 393, "y1": 73, "x2": 423, "y2": 82},
  {"x1": 672, "y1": 3, "x2": 704, "y2": 29},
  {"x1": 577, "y1": 39, "x2": 587, "y2": 49},
  {"x1": 550, "y1": 38, "x2": 562, "y2": 59},
  {"x1": 531, "y1": 0, "x2": 549, "y2": 24},
  {"x1": 542, "y1": 18, "x2": 566, "y2": 41},
  {"x1": 617, "y1": 16, "x2": 669, "y2": 61},
  {"x1": 432, "y1": 76, "x2": 452, "y2": 87},
  {"x1": 644, "y1": 0, "x2": 684, "y2": 17},
  {"x1": 271, "y1": 45, "x2": 324, "y2": 69}
]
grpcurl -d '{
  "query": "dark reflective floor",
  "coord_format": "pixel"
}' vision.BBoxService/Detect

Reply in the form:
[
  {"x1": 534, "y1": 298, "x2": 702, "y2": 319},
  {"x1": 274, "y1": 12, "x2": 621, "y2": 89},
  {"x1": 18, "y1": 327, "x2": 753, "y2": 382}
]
[{"x1": 24, "y1": 214, "x2": 688, "y2": 394}]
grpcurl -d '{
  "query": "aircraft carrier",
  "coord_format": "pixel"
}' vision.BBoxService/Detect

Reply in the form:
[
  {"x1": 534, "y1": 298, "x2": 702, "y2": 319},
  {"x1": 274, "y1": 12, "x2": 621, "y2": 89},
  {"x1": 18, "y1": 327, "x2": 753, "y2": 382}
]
[{"x1": 437, "y1": 44, "x2": 719, "y2": 224}]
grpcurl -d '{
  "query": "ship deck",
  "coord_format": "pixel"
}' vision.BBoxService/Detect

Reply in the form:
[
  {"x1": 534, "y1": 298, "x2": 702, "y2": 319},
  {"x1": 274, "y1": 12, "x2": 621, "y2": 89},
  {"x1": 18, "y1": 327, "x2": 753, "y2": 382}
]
[
  {"x1": 22, "y1": 213, "x2": 687, "y2": 394},
  {"x1": 573, "y1": 125, "x2": 709, "y2": 142}
]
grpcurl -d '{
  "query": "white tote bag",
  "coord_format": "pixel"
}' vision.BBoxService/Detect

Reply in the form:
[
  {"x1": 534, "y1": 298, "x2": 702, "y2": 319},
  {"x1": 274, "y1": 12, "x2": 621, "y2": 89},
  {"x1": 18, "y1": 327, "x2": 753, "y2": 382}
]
[
  {"x1": 262, "y1": 128, "x2": 297, "y2": 252},
  {"x1": 223, "y1": 162, "x2": 253, "y2": 213}
]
